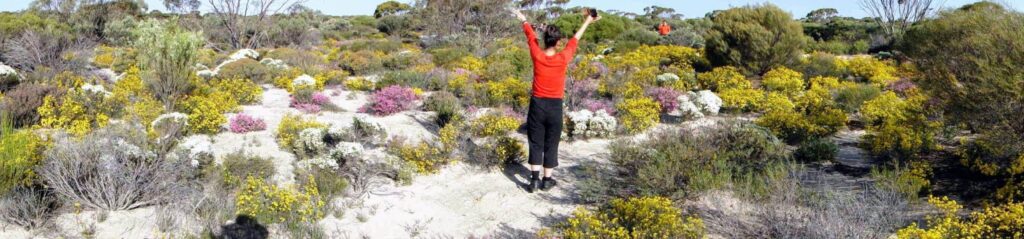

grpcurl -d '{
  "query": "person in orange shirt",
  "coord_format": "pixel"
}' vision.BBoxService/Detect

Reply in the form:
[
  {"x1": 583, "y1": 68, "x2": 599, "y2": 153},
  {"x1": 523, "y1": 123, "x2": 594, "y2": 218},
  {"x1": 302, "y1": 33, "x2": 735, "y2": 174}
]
[
  {"x1": 658, "y1": 19, "x2": 672, "y2": 36},
  {"x1": 512, "y1": 8, "x2": 599, "y2": 193}
]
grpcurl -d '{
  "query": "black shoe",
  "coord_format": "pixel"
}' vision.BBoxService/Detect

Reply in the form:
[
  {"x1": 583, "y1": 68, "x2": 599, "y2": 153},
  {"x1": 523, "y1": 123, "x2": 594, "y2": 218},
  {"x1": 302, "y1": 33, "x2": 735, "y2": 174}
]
[
  {"x1": 527, "y1": 178, "x2": 539, "y2": 193},
  {"x1": 540, "y1": 177, "x2": 556, "y2": 191}
]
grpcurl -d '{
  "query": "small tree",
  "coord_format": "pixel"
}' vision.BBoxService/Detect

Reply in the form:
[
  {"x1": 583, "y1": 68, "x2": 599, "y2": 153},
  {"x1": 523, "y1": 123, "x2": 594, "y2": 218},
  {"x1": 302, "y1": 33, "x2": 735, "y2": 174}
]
[
  {"x1": 374, "y1": 1, "x2": 412, "y2": 19},
  {"x1": 704, "y1": 4, "x2": 806, "y2": 75},
  {"x1": 133, "y1": 19, "x2": 204, "y2": 110},
  {"x1": 859, "y1": 0, "x2": 935, "y2": 43}
]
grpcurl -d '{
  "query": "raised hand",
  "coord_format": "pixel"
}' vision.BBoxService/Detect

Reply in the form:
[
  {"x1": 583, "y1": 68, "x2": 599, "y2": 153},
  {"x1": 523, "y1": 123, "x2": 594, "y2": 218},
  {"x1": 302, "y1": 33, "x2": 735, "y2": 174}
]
[{"x1": 511, "y1": 9, "x2": 528, "y2": 22}]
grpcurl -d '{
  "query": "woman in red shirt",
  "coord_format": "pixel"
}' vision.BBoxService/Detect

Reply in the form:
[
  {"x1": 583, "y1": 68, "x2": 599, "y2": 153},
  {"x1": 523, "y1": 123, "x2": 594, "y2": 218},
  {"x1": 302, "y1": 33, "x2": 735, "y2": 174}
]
[{"x1": 512, "y1": 9, "x2": 600, "y2": 193}]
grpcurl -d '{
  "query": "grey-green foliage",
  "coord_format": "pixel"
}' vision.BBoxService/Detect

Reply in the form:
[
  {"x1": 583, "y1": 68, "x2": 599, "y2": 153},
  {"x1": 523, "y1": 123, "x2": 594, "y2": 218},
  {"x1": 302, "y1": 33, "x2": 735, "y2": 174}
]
[
  {"x1": 133, "y1": 19, "x2": 204, "y2": 109},
  {"x1": 704, "y1": 4, "x2": 806, "y2": 75}
]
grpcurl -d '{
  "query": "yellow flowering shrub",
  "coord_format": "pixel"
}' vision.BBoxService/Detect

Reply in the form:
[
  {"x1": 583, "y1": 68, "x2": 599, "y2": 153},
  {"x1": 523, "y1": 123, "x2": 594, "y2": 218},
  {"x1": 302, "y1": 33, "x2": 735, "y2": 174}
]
[
  {"x1": 36, "y1": 92, "x2": 110, "y2": 136},
  {"x1": 273, "y1": 68, "x2": 304, "y2": 91},
  {"x1": 896, "y1": 196, "x2": 1024, "y2": 239},
  {"x1": 697, "y1": 66, "x2": 750, "y2": 91},
  {"x1": 181, "y1": 90, "x2": 237, "y2": 134},
  {"x1": 841, "y1": 56, "x2": 899, "y2": 86},
  {"x1": 808, "y1": 76, "x2": 847, "y2": 90},
  {"x1": 344, "y1": 77, "x2": 375, "y2": 91},
  {"x1": 483, "y1": 77, "x2": 531, "y2": 109},
  {"x1": 607, "y1": 45, "x2": 698, "y2": 71},
  {"x1": 235, "y1": 175, "x2": 325, "y2": 224},
  {"x1": 550, "y1": 196, "x2": 705, "y2": 239},
  {"x1": 761, "y1": 67, "x2": 804, "y2": 98},
  {"x1": 451, "y1": 55, "x2": 485, "y2": 74},
  {"x1": 719, "y1": 88, "x2": 764, "y2": 111},
  {"x1": 472, "y1": 112, "x2": 520, "y2": 137},
  {"x1": 486, "y1": 136, "x2": 524, "y2": 167},
  {"x1": 93, "y1": 45, "x2": 116, "y2": 68},
  {"x1": 860, "y1": 91, "x2": 940, "y2": 158},
  {"x1": 438, "y1": 122, "x2": 461, "y2": 154},
  {"x1": 618, "y1": 97, "x2": 661, "y2": 134},
  {"x1": 315, "y1": 69, "x2": 349, "y2": 86},
  {"x1": 393, "y1": 141, "x2": 448, "y2": 174},
  {"x1": 276, "y1": 114, "x2": 326, "y2": 153},
  {"x1": 759, "y1": 92, "x2": 795, "y2": 113},
  {"x1": 213, "y1": 79, "x2": 263, "y2": 105},
  {"x1": 1, "y1": 124, "x2": 48, "y2": 195}
]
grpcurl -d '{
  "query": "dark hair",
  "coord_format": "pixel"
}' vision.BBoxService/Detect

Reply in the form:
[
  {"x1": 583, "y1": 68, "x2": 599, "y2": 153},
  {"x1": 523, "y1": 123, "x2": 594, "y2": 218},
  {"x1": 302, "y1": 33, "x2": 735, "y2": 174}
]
[{"x1": 542, "y1": 25, "x2": 563, "y2": 49}]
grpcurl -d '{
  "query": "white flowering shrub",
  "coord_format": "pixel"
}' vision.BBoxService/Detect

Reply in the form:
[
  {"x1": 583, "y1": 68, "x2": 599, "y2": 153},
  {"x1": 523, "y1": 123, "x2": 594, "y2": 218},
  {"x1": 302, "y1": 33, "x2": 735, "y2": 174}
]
[
  {"x1": 298, "y1": 156, "x2": 339, "y2": 170},
  {"x1": 689, "y1": 90, "x2": 723, "y2": 115},
  {"x1": 294, "y1": 128, "x2": 328, "y2": 159},
  {"x1": 196, "y1": 69, "x2": 217, "y2": 78},
  {"x1": 81, "y1": 83, "x2": 112, "y2": 97},
  {"x1": 260, "y1": 58, "x2": 289, "y2": 70},
  {"x1": 566, "y1": 109, "x2": 617, "y2": 139},
  {"x1": 677, "y1": 95, "x2": 705, "y2": 119},
  {"x1": 0, "y1": 61, "x2": 19, "y2": 84},
  {"x1": 656, "y1": 73, "x2": 680, "y2": 84},
  {"x1": 292, "y1": 74, "x2": 317, "y2": 87},
  {"x1": 228, "y1": 49, "x2": 259, "y2": 61}
]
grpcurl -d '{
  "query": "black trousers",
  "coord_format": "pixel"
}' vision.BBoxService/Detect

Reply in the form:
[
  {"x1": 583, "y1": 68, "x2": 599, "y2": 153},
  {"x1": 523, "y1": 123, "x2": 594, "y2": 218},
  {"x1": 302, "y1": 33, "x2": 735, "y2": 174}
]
[{"x1": 527, "y1": 97, "x2": 563, "y2": 168}]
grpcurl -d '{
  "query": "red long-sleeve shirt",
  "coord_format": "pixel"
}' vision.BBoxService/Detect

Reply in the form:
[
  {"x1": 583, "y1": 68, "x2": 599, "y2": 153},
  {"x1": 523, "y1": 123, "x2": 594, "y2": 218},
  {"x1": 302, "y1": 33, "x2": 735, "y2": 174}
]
[{"x1": 523, "y1": 22, "x2": 578, "y2": 99}]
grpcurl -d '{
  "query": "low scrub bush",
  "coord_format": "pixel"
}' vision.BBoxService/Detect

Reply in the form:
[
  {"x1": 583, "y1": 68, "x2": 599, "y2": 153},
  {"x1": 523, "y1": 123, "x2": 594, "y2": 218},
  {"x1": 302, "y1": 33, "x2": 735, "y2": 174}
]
[
  {"x1": 290, "y1": 86, "x2": 337, "y2": 114},
  {"x1": 547, "y1": 196, "x2": 705, "y2": 239},
  {"x1": 340, "y1": 50, "x2": 385, "y2": 75},
  {"x1": 228, "y1": 113, "x2": 267, "y2": 133},
  {"x1": 840, "y1": 56, "x2": 899, "y2": 86},
  {"x1": 39, "y1": 123, "x2": 186, "y2": 210},
  {"x1": 361, "y1": 85, "x2": 419, "y2": 116},
  {"x1": 607, "y1": 122, "x2": 788, "y2": 199},
  {"x1": 834, "y1": 83, "x2": 881, "y2": 113},
  {"x1": 0, "y1": 187, "x2": 57, "y2": 229},
  {"x1": 761, "y1": 67, "x2": 804, "y2": 98},
  {"x1": 565, "y1": 109, "x2": 617, "y2": 139},
  {"x1": 36, "y1": 87, "x2": 111, "y2": 136},
  {"x1": 276, "y1": 114, "x2": 327, "y2": 154},
  {"x1": 219, "y1": 151, "x2": 276, "y2": 189},
  {"x1": 343, "y1": 77, "x2": 375, "y2": 91},
  {"x1": 896, "y1": 196, "x2": 1024, "y2": 238},
  {"x1": 871, "y1": 160, "x2": 932, "y2": 201},
  {"x1": 645, "y1": 87, "x2": 681, "y2": 113},
  {"x1": 0, "y1": 84, "x2": 58, "y2": 127},
  {"x1": 482, "y1": 77, "x2": 530, "y2": 110},
  {"x1": 697, "y1": 66, "x2": 751, "y2": 92},
  {"x1": 181, "y1": 90, "x2": 237, "y2": 134},
  {"x1": 617, "y1": 97, "x2": 661, "y2": 134},
  {"x1": 391, "y1": 139, "x2": 449, "y2": 174},
  {"x1": 793, "y1": 138, "x2": 838, "y2": 162},
  {"x1": 217, "y1": 58, "x2": 273, "y2": 84},
  {"x1": 235, "y1": 175, "x2": 325, "y2": 224},
  {"x1": 328, "y1": 116, "x2": 388, "y2": 146},
  {"x1": 423, "y1": 91, "x2": 462, "y2": 127}
]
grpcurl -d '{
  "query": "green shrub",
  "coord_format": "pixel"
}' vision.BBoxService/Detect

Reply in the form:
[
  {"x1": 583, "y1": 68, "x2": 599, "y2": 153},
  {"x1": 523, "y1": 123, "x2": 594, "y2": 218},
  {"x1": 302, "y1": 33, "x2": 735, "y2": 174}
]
[
  {"x1": 220, "y1": 151, "x2": 276, "y2": 189},
  {"x1": 834, "y1": 83, "x2": 881, "y2": 113},
  {"x1": 704, "y1": 4, "x2": 806, "y2": 75},
  {"x1": 797, "y1": 52, "x2": 846, "y2": 78},
  {"x1": 552, "y1": 11, "x2": 628, "y2": 42},
  {"x1": 133, "y1": 19, "x2": 204, "y2": 109},
  {"x1": 428, "y1": 47, "x2": 470, "y2": 69},
  {"x1": 217, "y1": 59, "x2": 273, "y2": 84},
  {"x1": 549, "y1": 196, "x2": 705, "y2": 239},
  {"x1": 608, "y1": 122, "x2": 788, "y2": 199},
  {"x1": 794, "y1": 138, "x2": 838, "y2": 162},
  {"x1": 296, "y1": 166, "x2": 348, "y2": 200},
  {"x1": 423, "y1": 91, "x2": 462, "y2": 127},
  {"x1": 340, "y1": 50, "x2": 385, "y2": 75},
  {"x1": 871, "y1": 160, "x2": 931, "y2": 201}
]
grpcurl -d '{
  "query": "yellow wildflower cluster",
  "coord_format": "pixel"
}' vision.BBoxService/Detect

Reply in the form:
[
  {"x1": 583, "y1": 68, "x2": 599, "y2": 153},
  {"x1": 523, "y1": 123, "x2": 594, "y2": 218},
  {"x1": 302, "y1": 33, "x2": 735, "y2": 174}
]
[
  {"x1": 394, "y1": 141, "x2": 448, "y2": 174},
  {"x1": 452, "y1": 55, "x2": 485, "y2": 74},
  {"x1": 181, "y1": 90, "x2": 238, "y2": 134},
  {"x1": 617, "y1": 97, "x2": 661, "y2": 134},
  {"x1": 840, "y1": 56, "x2": 899, "y2": 86},
  {"x1": 471, "y1": 112, "x2": 520, "y2": 137},
  {"x1": 552, "y1": 196, "x2": 705, "y2": 239},
  {"x1": 213, "y1": 79, "x2": 264, "y2": 105},
  {"x1": 0, "y1": 126, "x2": 48, "y2": 195},
  {"x1": 276, "y1": 114, "x2": 326, "y2": 153},
  {"x1": 489, "y1": 136, "x2": 524, "y2": 167},
  {"x1": 761, "y1": 67, "x2": 805, "y2": 98},
  {"x1": 896, "y1": 196, "x2": 1024, "y2": 239},
  {"x1": 482, "y1": 77, "x2": 530, "y2": 109},
  {"x1": 235, "y1": 175, "x2": 325, "y2": 224},
  {"x1": 698, "y1": 66, "x2": 751, "y2": 92},
  {"x1": 36, "y1": 91, "x2": 110, "y2": 137},
  {"x1": 344, "y1": 77, "x2": 376, "y2": 92},
  {"x1": 860, "y1": 91, "x2": 940, "y2": 157}
]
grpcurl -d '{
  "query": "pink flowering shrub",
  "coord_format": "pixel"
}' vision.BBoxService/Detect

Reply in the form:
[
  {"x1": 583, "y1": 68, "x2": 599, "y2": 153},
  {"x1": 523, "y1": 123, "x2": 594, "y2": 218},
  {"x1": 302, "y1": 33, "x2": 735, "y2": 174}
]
[
  {"x1": 364, "y1": 85, "x2": 419, "y2": 116},
  {"x1": 582, "y1": 99, "x2": 616, "y2": 115},
  {"x1": 291, "y1": 90, "x2": 335, "y2": 113},
  {"x1": 646, "y1": 87, "x2": 681, "y2": 113},
  {"x1": 229, "y1": 113, "x2": 267, "y2": 133}
]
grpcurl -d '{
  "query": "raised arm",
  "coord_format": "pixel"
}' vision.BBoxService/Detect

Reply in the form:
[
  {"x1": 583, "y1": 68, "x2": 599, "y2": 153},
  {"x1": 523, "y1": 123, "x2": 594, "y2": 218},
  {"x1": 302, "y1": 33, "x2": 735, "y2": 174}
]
[
  {"x1": 513, "y1": 9, "x2": 543, "y2": 57},
  {"x1": 573, "y1": 14, "x2": 601, "y2": 40}
]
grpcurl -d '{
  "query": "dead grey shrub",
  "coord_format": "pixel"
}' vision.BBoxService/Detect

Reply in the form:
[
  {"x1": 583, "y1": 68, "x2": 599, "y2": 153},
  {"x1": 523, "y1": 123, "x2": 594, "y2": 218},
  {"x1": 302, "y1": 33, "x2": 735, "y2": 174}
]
[
  {"x1": 0, "y1": 187, "x2": 57, "y2": 229},
  {"x1": 38, "y1": 122, "x2": 189, "y2": 210}
]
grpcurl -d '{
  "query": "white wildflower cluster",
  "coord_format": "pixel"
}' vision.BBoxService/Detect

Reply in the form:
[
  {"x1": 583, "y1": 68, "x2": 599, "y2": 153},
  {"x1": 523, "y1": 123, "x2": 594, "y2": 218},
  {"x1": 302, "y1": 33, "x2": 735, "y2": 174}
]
[
  {"x1": 260, "y1": 58, "x2": 289, "y2": 70},
  {"x1": 292, "y1": 74, "x2": 317, "y2": 87},
  {"x1": 296, "y1": 128, "x2": 328, "y2": 157},
  {"x1": 81, "y1": 83, "x2": 112, "y2": 97},
  {"x1": 298, "y1": 156, "x2": 339, "y2": 170},
  {"x1": 656, "y1": 73, "x2": 680, "y2": 84},
  {"x1": 566, "y1": 109, "x2": 617, "y2": 138},
  {"x1": 677, "y1": 90, "x2": 722, "y2": 119}
]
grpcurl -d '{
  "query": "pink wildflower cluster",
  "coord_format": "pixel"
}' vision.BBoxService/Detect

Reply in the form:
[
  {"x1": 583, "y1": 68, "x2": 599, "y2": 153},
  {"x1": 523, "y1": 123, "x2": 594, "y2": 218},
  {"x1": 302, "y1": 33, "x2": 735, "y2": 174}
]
[
  {"x1": 646, "y1": 87, "x2": 680, "y2": 113},
  {"x1": 291, "y1": 92, "x2": 330, "y2": 113},
  {"x1": 581, "y1": 99, "x2": 616, "y2": 115},
  {"x1": 229, "y1": 113, "x2": 267, "y2": 133},
  {"x1": 363, "y1": 85, "x2": 419, "y2": 116}
]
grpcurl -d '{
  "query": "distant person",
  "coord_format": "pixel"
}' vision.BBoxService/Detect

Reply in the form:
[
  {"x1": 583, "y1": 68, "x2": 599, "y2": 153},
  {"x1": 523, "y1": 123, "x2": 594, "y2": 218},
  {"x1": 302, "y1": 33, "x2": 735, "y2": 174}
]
[
  {"x1": 658, "y1": 20, "x2": 672, "y2": 36},
  {"x1": 511, "y1": 8, "x2": 600, "y2": 193}
]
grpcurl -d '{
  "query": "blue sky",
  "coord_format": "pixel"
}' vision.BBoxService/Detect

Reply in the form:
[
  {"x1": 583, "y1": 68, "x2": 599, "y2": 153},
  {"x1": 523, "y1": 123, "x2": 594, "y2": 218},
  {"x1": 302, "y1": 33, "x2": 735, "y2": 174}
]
[{"x1": 0, "y1": 0, "x2": 1010, "y2": 18}]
